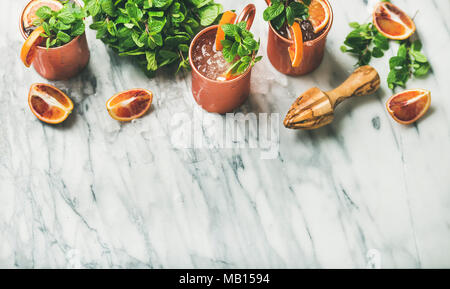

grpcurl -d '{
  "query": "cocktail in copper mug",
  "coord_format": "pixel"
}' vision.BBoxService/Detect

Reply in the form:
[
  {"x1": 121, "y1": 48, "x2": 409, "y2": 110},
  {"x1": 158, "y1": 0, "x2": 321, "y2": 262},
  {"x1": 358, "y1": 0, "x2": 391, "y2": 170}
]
[
  {"x1": 19, "y1": 0, "x2": 90, "y2": 80},
  {"x1": 189, "y1": 4, "x2": 256, "y2": 114},
  {"x1": 265, "y1": 0, "x2": 333, "y2": 76}
]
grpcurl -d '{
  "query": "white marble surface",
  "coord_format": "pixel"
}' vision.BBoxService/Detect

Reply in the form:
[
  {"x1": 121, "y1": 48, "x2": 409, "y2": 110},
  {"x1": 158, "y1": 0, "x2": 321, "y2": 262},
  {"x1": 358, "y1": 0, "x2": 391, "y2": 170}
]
[{"x1": 0, "y1": 0, "x2": 449, "y2": 269}]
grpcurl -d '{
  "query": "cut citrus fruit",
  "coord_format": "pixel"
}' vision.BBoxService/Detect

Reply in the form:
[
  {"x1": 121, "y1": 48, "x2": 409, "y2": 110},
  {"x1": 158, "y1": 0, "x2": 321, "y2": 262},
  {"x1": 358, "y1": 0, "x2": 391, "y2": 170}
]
[
  {"x1": 215, "y1": 11, "x2": 237, "y2": 51},
  {"x1": 288, "y1": 22, "x2": 304, "y2": 68},
  {"x1": 21, "y1": 26, "x2": 46, "y2": 68},
  {"x1": 308, "y1": 0, "x2": 330, "y2": 33},
  {"x1": 23, "y1": 0, "x2": 63, "y2": 28},
  {"x1": 106, "y1": 89, "x2": 153, "y2": 121},
  {"x1": 386, "y1": 89, "x2": 431, "y2": 125},
  {"x1": 373, "y1": 2, "x2": 415, "y2": 40},
  {"x1": 217, "y1": 70, "x2": 239, "y2": 82},
  {"x1": 28, "y1": 83, "x2": 73, "y2": 124}
]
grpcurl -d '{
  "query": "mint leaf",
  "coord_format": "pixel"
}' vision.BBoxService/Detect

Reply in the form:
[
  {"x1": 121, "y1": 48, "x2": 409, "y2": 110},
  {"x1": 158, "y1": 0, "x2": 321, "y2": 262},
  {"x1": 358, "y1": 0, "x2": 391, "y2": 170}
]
[
  {"x1": 86, "y1": 0, "x2": 101, "y2": 17},
  {"x1": 57, "y1": 31, "x2": 71, "y2": 43},
  {"x1": 410, "y1": 50, "x2": 428, "y2": 63},
  {"x1": 221, "y1": 24, "x2": 238, "y2": 37},
  {"x1": 414, "y1": 63, "x2": 431, "y2": 76},
  {"x1": 58, "y1": 11, "x2": 76, "y2": 24},
  {"x1": 101, "y1": 0, "x2": 116, "y2": 17},
  {"x1": 372, "y1": 47, "x2": 384, "y2": 58},
  {"x1": 286, "y1": 6, "x2": 294, "y2": 26},
  {"x1": 146, "y1": 51, "x2": 158, "y2": 71},
  {"x1": 55, "y1": 21, "x2": 71, "y2": 31},
  {"x1": 189, "y1": 0, "x2": 213, "y2": 9},
  {"x1": 36, "y1": 6, "x2": 52, "y2": 20},
  {"x1": 153, "y1": 0, "x2": 174, "y2": 9},
  {"x1": 263, "y1": 1, "x2": 284, "y2": 21},
  {"x1": 132, "y1": 31, "x2": 145, "y2": 47},
  {"x1": 126, "y1": 2, "x2": 140, "y2": 20},
  {"x1": 147, "y1": 18, "x2": 166, "y2": 35},
  {"x1": 198, "y1": 4, "x2": 221, "y2": 26},
  {"x1": 71, "y1": 22, "x2": 85, "y2": 36}
]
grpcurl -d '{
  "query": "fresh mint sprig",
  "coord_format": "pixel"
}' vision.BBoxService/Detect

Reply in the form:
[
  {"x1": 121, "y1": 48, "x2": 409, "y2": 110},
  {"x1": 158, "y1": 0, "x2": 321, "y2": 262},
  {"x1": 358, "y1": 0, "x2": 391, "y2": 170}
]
[
  {"x1": 341, "y1": 21, "x2": 431, "y2": 90},
  {"x1": 220, "y1": 22, "x2": 262, "y2": 76},
  {"x1": 340, "y1": 22, "x2": 390, "y2": 66},
  {"x1": 83, "y1": 0, "x2": 223, "y2": 76},
  {"x1": 387, "y1": 40, "x2": 431, "y2": 90},
  {"x1": 34, "y1": 1, "x2": 86, "y2": 49},
  {"x1": 263, "y1": 0, "x2": 311, "y2": 30}
]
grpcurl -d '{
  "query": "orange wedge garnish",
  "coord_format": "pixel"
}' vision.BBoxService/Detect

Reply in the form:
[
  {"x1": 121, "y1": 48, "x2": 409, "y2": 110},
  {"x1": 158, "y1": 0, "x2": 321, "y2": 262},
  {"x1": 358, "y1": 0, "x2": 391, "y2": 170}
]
[
  {"x1": 373, "y1": 2, "x2": 415, "y2": 40},
  {"x1": 217, "y1": 70, "x2": 239, "y2": 81},
  {"x1": 308, "y1": 0, "x2": 330, "y2": 34},
  {"x1": 28, "y1": 83, "x2": 73, "y2": 124},
  {"x1": 215, "y1": 11, "x2": 237, "y2": 51},
  {"x1": 106, "y1": 89, "x2": 153, "y2": 121},
  {"x1": 21, "y1": 26, "x2": 46, "y2": 67},
  {"x1": 288, "y1": 22, "x2": 303, "y2": 68},
  {"x1": 22, "y1": 0, "x2": 63, "y2": 28},
  {"x1": 386, "y1": 89, "x2": 431, "y2": 125}
]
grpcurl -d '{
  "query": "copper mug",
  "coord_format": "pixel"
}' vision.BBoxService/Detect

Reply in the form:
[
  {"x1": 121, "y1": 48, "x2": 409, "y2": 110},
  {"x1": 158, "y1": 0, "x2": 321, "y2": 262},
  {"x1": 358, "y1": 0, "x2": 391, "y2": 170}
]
[
  {"x1": 19, "y1": 0, "x2": 90, "y2": 80},
  {"x1": 266, "y1": 0, "x2": 333, "y2": 76},
  {"x1": 189, "y1": 4, "x2": 256, "y2": 114}
]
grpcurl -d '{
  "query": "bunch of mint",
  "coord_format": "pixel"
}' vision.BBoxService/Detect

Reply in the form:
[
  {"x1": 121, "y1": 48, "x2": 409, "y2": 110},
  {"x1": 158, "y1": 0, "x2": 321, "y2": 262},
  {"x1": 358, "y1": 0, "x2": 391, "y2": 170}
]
[
  {"x1": 34, "y1": 1, "x2": 86, "y2": 49},
  {"x1": 83, "y1": 0, "x2": 223, "y2": 76},
  {"x1": 387, "y1": 40, "x2": 431, "y2": 89},
  {"x1": 220, "y1": 22, "x2": 262, "y2": 76},
  {"x1": 342, "y1": 20, "x2": 431, "y2": 90},
  {"x1": 263, "y1": 0, "x2": 310, "y2": 30},
  {"x1": 340, "y1": 22, "x2": 390, "y2": 66}
]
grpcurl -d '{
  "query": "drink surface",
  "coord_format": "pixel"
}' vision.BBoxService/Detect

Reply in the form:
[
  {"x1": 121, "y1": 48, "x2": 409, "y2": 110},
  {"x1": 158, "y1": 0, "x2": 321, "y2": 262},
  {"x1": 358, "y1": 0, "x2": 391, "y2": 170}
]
[
  {"x1": 277, "y1": 20, "x2": 322, "y2": 42},
  {"x1": 192, "y1": 30, "x2": 231, "y2": 81}
]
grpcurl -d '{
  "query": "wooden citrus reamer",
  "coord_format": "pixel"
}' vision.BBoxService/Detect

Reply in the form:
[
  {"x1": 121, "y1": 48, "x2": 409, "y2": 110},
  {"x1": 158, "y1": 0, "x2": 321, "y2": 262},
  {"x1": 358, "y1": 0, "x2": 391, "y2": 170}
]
[{"x1": 284, "y1": 66, "x2": 381, "y2": 130}]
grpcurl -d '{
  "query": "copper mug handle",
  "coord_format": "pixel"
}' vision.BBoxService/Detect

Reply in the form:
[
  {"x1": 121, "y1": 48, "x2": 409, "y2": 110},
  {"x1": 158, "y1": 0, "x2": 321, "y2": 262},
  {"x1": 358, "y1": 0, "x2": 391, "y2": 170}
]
[{"x1": 236, "y1": 4, "x2": 256, "y2": 30}]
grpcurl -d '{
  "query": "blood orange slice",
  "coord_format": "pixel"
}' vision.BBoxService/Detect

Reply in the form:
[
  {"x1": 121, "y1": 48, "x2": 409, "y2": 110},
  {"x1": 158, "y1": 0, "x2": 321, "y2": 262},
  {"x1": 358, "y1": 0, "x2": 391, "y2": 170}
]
[
  {"x1": 308, "y1": 0, "x2": 330, "y2": 34},
  {"x1": 106, "y1": 89, "x2": 153, "y2": 121},
  {"x1": 288, "y1": 22, "x2": 303, "y2": 68},
  {"x1": 23, "y1": 0, "x2": 63, "y2": 28},
  {"x1": 20, "y1": 26, "x2": 46, "y2": 68},
  {"x1": 373, "y1": 2, "x2": 415, "y2": 40},
  {"x1": 217, "y1": 70, "x2": 239, "y2": 82},
  {"x1": 28, "y1": 83, "x2": 73, "y2": 124},
  {"x1": 386, "y1": 89, "x2": 431, "y2": 125},
  {"x1": 215, "y1": 11, "x2": 237, "y2": 51}
]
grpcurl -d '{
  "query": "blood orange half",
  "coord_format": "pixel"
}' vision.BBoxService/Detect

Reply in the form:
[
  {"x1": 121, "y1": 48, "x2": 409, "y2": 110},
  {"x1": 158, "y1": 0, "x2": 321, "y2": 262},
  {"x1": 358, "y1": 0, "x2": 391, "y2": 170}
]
[
  {"x1": 308, "y1": 0, "x2": 330, "y2": 34},
  {"x1": 373, "y1": 2, "x2": 415, "y2": 40},
  {"x1": 106, "y1": 89, "x2": 153, "y2": 121},
  {"x1": 28, "y1": 83, "x2": 73, "y2": 124},
  {"x1": 386, "y1": 89, "x2": 431, "y2": 125}
]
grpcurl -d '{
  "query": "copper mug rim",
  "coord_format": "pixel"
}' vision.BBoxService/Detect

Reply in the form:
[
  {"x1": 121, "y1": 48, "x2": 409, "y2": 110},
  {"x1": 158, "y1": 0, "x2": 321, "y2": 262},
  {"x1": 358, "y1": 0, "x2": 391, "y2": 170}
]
[
  {"x1": 267, "y1": 0, "x2": 333, "y2": 46},
  {"x1": 189, "y1": 4, "x2": 256, "y2": 85},
  {"x1": 19, "y1": 0, "x2": 84, "y2": 50}
]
